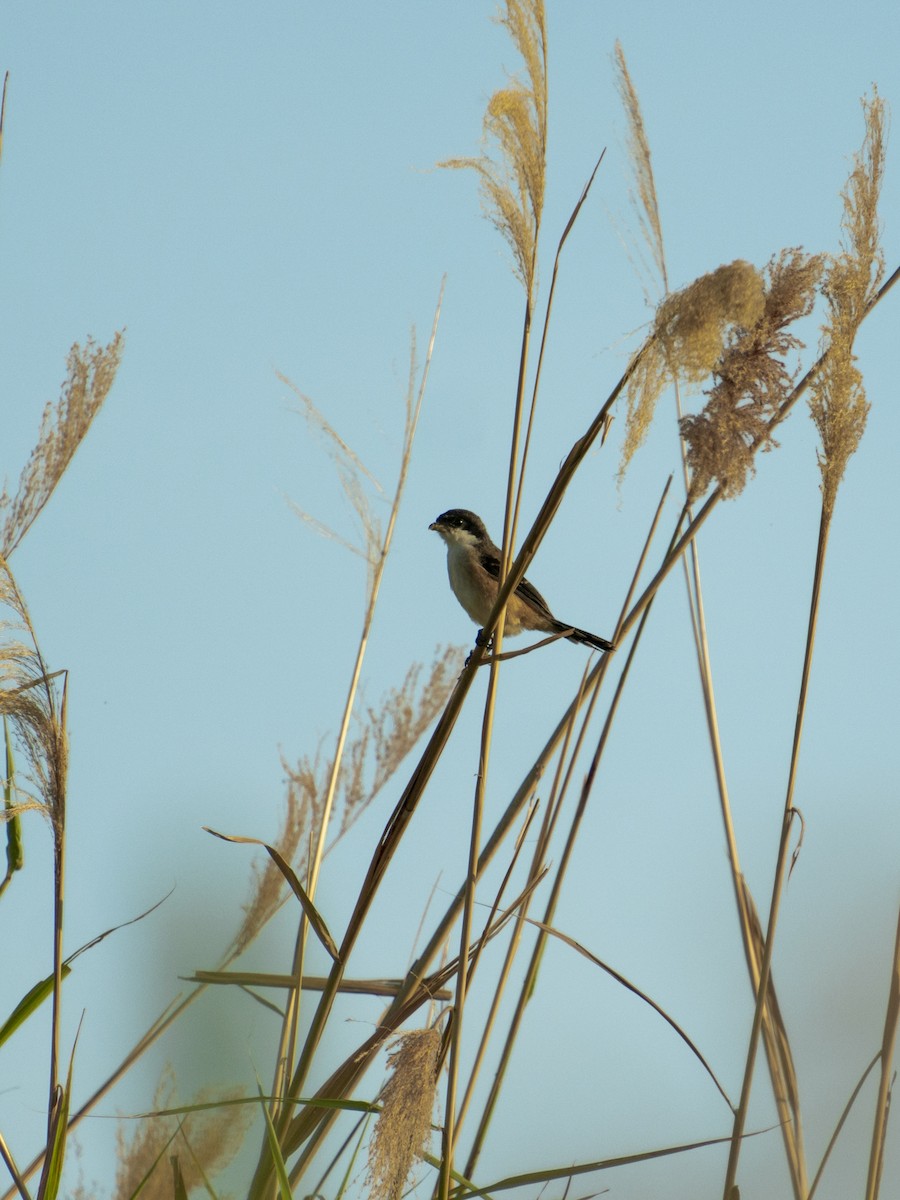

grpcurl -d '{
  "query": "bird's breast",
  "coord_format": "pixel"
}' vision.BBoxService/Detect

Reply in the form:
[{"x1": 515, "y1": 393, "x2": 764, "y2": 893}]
[{"x1": 446, "y1": 544, "x2": 495, "y2": 625}]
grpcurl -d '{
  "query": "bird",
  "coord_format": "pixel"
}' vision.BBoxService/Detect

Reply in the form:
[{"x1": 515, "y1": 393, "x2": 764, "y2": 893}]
[{"x1": 429, "y1": 508, "x2": 613, "y2": 652}]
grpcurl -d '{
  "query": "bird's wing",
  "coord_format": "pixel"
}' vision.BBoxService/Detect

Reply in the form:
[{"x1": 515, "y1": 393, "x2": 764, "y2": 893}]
[{"x1": 479, "y1": 549, "x2": 555, "y2": 620}]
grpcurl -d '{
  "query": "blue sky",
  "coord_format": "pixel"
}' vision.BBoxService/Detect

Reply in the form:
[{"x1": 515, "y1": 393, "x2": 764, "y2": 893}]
[{"x1": 0, "y1": 2, "x2": 898, "y2": 1198}]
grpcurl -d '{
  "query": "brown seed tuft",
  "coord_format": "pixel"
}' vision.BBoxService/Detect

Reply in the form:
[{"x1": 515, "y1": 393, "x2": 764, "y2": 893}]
[
  {"x1": 367, "y1": 1028, "x2": 441, "y2": 1200},
  {"x1": 113, "y1": 1070, "x2": 252, "y2": 1200},
  {"x1": 1, "y1": 334, "x2": 124, "y2": 558},
  {"x1": 680, "y1": 250, "x2": 824, "y2": 500},
  {"x1": 620, "y1": 261, "x2": 765, "y2": 477}
]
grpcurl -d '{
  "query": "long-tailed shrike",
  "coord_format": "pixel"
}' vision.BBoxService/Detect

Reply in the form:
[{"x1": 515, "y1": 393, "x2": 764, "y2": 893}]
[{"x1": 429, "y1": 508, "x2": 613, "y2": 652}]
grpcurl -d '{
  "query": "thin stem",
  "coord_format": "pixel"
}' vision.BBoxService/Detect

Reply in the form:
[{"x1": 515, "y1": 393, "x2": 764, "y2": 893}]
[
  {"x1": 500, "y1": 302, "x2": 534, "y2": 577},
  {"x1": 463, "y1": 476, "x2": 672, "y2": 1174},
  {"x1": 455, "y1": 668, "x2": 588, "y2": 1138},
  {"x1": 864, "y1": 904, "x2": 900, "y2": 1200},
  {"x1": 0, "y1": 1130, "x2": 30, "y2": 1200},
  {"x1": 723, "y1": 505, "x2": 832, "y2": 1197},
  {"x1": 441, "y1": 166, "x2": 611, "y2": 1196},
  {"x1": 437, "y1": 685, "x2": 492, "y2": 1200},
  {"x1": 441, "y1": 272, "x2": 533, "y2": 1199},
  {"x1": 48, "y1": 825, "x2": 64, "y2": 1135},
  {"x1": 809, "y1": 1052, "x2": 880, "y2": 1200},
  {"x1": 673, "y1": 376, "x2": 807, "y2": 1194},
  {"x1": 510, "y1": 153, "x2": 606, "y2": 553},
  {"x1": 271, "y1": 594, "x2": 375, "y2": 1119}
]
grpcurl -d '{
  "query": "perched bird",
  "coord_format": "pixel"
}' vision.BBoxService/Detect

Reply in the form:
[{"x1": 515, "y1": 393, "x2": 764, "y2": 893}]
[{"x1": 429, "y1": 508, "x2": 613, "y2": 652}]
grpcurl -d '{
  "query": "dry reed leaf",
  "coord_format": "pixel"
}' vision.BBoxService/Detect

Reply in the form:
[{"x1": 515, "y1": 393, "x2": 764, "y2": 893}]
[
  {"x1": 230, "y1": 755, "x2": 315, "y2": 955},
  {"x1": 810, "y1": 89, "x2": 887, "y2": 517},
  {"x1": 366, "y1": 1027, "x2": 440, "y2": 1200},
  {"x1": 740, "y1": 878, "x2": 802, "y2": 1140},
  {"x1": 439, "y1": 0, "x2": 547, "y2": 298}
]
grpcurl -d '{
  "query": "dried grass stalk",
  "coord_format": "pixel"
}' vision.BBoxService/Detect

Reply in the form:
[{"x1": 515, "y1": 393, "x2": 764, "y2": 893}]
[{"x1": 740, "y1": 875, "x2": 806, "y2": 1186}]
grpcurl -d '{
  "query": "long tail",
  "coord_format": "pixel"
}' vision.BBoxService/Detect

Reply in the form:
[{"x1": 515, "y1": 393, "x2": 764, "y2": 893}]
[{"x1": 558, "y1": 623, "x2": 614, "y2": 653}]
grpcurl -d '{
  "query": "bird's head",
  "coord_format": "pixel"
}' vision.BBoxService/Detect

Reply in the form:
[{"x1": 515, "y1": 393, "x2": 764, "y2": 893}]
[{"x1": 428, "y1": 509, "x2": 489, "y2": 547}]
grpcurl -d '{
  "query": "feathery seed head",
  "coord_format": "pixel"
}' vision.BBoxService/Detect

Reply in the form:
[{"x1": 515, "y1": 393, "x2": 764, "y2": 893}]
[
  {"x1": 614, "y1": 40, "x2": 667, "y2": 292},
  {"x1": 680, "y1": 249, "x2": 825, "y2": 501},
  {"x1": 113, "y1": 1071, "x2": 251, "y2": 1200},
  {"x1": 1, "y1": 334, "x2": 124, "y2": 559},
  {"x1": 620, "y1": 261, "x2": 766, "y2": 478},
  {"x1": 367, "y1": 1028, "x2": 440, "y2": 1200},
  {"x1": 810, "y1": 89, "x2": 887, "y2": 516},
  {"x1": 439, "y1": 0, "x2": 547, "y2": 298},
  {"x1": 656, "y1": 261, "x2": 766, "y2": 381}
]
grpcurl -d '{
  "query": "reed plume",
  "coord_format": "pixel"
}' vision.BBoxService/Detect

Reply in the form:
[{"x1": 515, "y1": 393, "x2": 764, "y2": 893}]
[{"x1": 439, "y1": 0, "x2": 547, "y2": 299}]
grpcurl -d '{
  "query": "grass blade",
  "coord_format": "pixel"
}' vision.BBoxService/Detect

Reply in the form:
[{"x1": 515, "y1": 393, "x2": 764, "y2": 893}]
[
  {"x1": 452, "y1": 1129, "x2": 770, "y2": 1197},
  {"x1": 204, "y1": 828, "x2": 339, "y2": 960},
  {"x1": 0, "y1": 968, "x2": 72, "y2": 1049},
  {"x1": 1, "y1": 717, "x2": 24, "y2": 896},
  {"x1": 527, "y1": 918, "x2": 733, "y2": 1109},
  {"x1": 808, "y1": 1051, "x2": 880, "y2": 1199},
  {"x1": 36, "y1": 1039, "x2": 75, "y2": 1200},
  {"x1": 256, "y1": 1078, "x2": 292, "y2": 1200}
]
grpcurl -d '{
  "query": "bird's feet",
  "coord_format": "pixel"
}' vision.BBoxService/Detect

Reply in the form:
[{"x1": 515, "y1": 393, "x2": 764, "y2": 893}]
[{"x1": 464, "y1": 628, "x2": 494, "y2": 668}]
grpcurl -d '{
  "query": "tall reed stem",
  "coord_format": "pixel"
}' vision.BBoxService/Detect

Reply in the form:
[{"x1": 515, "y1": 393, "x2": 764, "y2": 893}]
[{"x1": 723, "y1": 505, "x2": 831, "y2": 1197}]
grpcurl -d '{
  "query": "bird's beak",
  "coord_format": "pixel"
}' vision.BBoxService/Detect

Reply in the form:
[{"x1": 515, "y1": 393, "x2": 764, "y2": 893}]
[{"x1": 428, "y1": 521, "x2": 439, "y2": 531}]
